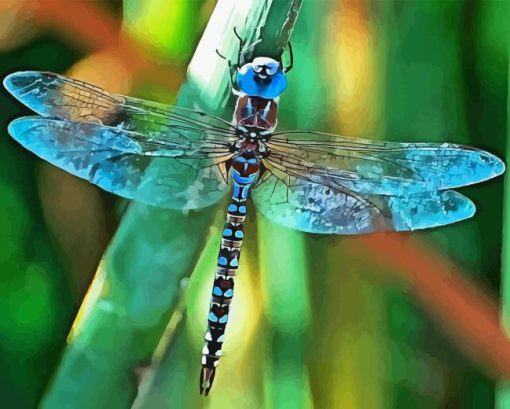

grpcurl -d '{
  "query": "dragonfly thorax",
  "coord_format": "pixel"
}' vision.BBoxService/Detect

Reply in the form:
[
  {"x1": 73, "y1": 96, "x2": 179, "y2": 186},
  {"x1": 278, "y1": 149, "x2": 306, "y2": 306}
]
[
  {"x1": 233, "y1": 133, "x2": 269, "y2": 157},
  {"x1": 234, "y1": 95, "x2": 278, "y2": 133}
]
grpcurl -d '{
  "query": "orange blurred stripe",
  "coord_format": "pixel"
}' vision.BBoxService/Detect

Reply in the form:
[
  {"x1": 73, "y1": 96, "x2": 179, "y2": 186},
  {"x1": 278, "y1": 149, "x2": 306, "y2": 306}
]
[
  {"x1": 27, "y1": 0, "x2": 121, "y2": 50},
  {"x1": 348, "y1": 233, "x2": 510, "y2": 379},
  {"x1": 18, "y1": 0, "x2": 185, "y2": 91},
  {"x1": 21, "y1": 1, "x2": 145, "y2": 70}
]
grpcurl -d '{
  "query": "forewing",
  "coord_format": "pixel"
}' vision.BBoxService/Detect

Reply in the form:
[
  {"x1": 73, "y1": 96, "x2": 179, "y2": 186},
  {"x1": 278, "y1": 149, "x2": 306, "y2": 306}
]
[
  {"x1": 8, "y1": 117, "x2": 231, "y2": 210},
  {"x1": 3, "y1": 70, "x2": 237, "y2": 144},
  {"x1": 252, "y1": 172, "x2": 475, "y2": 234},
  {"x1": 268, "y1": 131, "x2": 505, "y2": 195}
]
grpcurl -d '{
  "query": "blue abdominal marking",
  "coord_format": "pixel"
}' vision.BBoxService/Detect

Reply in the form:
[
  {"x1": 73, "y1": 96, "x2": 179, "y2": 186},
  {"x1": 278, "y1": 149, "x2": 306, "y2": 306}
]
[
  {"x1": 232, "y1": 174, "x2": 255, "y2": 186},
  {"x1": 3, "y1": 55, "x2": 505, "y2": 397}
]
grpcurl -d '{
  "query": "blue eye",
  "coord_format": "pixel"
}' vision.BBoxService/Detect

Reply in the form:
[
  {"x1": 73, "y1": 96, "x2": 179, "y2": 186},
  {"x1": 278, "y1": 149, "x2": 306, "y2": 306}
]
[
  {"x1": 236, "y1": 57, "x2": 288, "y2": 98},
  {"x1": 266, "y1": 63, "x2": 278, "y2": 76}
]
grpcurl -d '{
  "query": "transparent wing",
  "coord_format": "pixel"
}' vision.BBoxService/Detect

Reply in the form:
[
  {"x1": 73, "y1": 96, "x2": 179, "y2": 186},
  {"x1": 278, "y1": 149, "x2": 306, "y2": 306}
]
[
  {"x1": 267, "y1": 131, "x2": 505, "y2": 195},
  {"x1": 260, "y1": 132, "x2": 502, "y2": 232},
  {"x1": 252, "y1": 170, "x2": 475, "y2": 235},
  {"x1": 8, "y1": 117, "x2": 232, "y2": 210},
  {"x1": 4, "y1": 70, "x2": 236, "y2": 209},
  {"x1": 3, "y1": 70, "x2": 238, "y2": 144}
]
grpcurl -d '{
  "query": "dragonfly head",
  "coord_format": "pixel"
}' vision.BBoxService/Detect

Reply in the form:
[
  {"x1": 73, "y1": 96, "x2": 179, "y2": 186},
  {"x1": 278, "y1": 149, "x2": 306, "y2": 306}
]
[{"x1": 236, "y1": 57, "x2": 287, "y2": 99}]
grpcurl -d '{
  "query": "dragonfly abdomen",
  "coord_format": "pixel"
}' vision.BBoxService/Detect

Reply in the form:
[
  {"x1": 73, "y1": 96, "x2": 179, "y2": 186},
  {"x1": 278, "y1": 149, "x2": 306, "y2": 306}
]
[{"x1": 199, "y1": 155, "x2": 259, "y2": 395}]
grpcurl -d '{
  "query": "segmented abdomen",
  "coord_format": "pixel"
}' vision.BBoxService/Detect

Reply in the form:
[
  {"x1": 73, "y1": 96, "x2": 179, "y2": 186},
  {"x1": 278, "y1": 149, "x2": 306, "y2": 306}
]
[{"x1": 199, "y1": 155, "x2": 259, "y2": 395}]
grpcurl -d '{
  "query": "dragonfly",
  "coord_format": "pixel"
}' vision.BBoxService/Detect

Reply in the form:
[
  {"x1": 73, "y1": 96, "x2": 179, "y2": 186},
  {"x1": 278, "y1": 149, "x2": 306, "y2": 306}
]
[{"x1": 3, "y1": 46, "x2": 505, "y2": 396}]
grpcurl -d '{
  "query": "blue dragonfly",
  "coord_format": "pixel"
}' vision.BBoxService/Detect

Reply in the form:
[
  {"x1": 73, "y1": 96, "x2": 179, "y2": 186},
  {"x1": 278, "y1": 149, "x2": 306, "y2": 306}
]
[{"x1": 3, "y1": 50, "x2": 505, "y2": 395}]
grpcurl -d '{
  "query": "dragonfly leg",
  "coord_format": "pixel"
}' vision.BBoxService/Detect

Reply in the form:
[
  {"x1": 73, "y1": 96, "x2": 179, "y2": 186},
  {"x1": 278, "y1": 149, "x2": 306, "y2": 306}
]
[
  {"x1": 215, "y1": 48, "x2": 236, "y2": 89},
  {"x1": 233, "y1": 26, "x2": 246, "y2": 67},
  {"x1": 283, "y1": 41, "x2": 294, "y2": 73}
]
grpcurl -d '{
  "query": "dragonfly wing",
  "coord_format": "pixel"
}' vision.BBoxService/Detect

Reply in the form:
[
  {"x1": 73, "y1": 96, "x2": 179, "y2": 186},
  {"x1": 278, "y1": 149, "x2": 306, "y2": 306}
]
[
  {"x1": 3, "y1": 71, "x2": 237, "y2": 144},
  {"x1": 9, "y1": 117, "x2": 231, "y2": 210},
  {"x1": 252, "y1": 171, "x2": 474, "y2": 234},
  {"x1": 253, "y1": 173, "x2": 385, "y2": 234},
  {"x1": 268, "y1": 131, "x2": 505, "y2": 194}
]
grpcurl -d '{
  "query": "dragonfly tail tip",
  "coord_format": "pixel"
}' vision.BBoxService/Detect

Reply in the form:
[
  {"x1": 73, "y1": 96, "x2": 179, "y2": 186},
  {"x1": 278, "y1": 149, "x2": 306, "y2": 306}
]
[{"x1": 199, "y1": 367, "x2": 216, "y2": 396}]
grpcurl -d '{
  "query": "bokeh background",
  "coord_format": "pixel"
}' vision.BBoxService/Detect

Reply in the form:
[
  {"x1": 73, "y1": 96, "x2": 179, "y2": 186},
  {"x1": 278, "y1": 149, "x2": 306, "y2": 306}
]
[{"x1": 0, "y1": 0, "x2": 508, "y2": 408}]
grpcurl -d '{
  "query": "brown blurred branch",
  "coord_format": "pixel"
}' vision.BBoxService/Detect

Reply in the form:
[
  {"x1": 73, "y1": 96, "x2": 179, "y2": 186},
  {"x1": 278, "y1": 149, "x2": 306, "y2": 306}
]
[{"x1": 347, "y1": 233, "x2": 510, "y2": 379}]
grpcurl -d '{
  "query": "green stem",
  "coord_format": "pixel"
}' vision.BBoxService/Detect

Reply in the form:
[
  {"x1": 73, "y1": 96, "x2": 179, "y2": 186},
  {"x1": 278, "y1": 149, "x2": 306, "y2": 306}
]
[
  {"x1": 497, "y1": 0, "x2": 510, "y2": 404},
  {"x1": 111, "y1": 0, "x2": 301, "y2": 408}
]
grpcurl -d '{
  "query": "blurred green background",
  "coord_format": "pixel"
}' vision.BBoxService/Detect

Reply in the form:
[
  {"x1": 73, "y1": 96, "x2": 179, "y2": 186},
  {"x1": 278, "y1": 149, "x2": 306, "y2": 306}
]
[{"x1": 0, "y1": 0, "x2": 507, "y2": 408}]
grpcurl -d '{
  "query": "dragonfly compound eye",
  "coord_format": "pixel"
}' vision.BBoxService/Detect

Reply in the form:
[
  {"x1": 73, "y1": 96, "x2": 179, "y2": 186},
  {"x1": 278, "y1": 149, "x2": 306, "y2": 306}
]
[
  {"x1": 265, "y1": 62, "x2": 278, "y2": 76},
  {"x1": 251, "y1": 57, "x2": 280, "y2": 76},
  {"x1": 236, "y1": 57, "x2": 288, "y2": 98}
]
